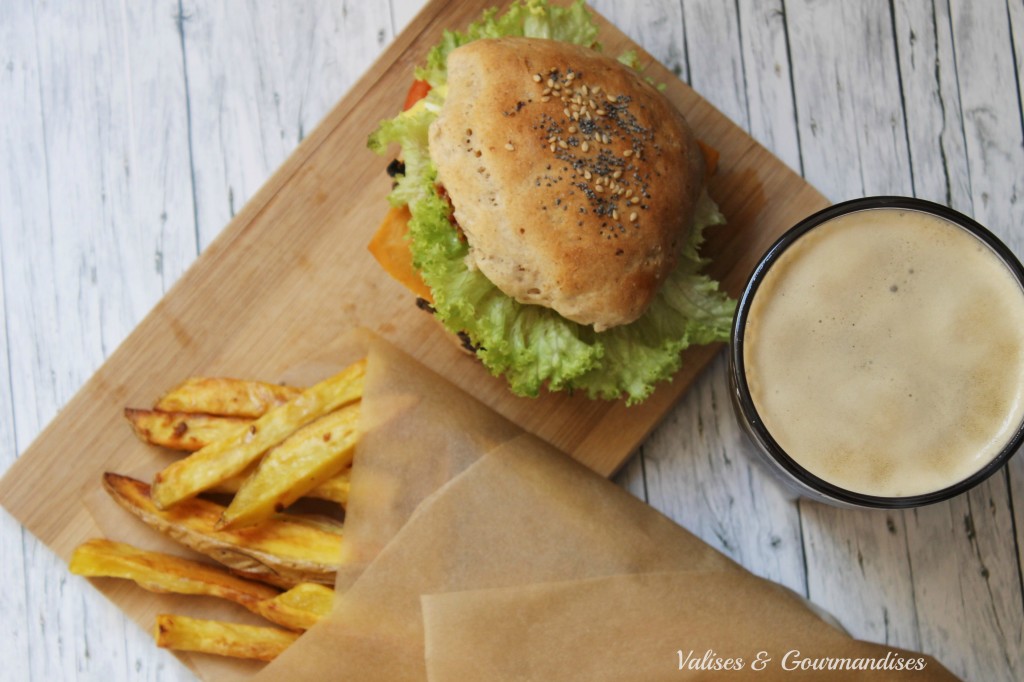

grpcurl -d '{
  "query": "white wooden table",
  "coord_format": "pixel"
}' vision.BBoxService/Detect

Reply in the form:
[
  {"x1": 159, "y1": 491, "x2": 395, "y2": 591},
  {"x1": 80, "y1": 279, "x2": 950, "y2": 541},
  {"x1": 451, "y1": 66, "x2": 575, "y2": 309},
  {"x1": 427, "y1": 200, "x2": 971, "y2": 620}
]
[{"x1": 3, "y1": 1, "x2": 1022, "y2": 680}]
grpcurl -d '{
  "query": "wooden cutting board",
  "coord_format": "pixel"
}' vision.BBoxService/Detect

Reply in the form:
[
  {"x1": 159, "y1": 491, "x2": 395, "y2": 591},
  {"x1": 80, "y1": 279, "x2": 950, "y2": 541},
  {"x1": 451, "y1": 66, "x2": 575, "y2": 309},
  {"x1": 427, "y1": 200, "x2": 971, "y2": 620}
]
[{"x1": 0, "y1": 0, "x2": 826, "y2": 560}]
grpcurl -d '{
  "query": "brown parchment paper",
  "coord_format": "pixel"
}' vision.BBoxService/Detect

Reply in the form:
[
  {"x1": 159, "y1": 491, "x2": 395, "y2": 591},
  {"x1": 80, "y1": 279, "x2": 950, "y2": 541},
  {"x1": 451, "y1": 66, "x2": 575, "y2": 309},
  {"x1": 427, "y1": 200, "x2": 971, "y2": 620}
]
[
  {"x1": 335, "y1": 336, "x2": 523, "y2": 589},
  {"x1": 253, "y1": 432, "x2": 743, "y2": 682},
  {"x1": 422, "y1": 571, "x2": 958, "y2": 681}
]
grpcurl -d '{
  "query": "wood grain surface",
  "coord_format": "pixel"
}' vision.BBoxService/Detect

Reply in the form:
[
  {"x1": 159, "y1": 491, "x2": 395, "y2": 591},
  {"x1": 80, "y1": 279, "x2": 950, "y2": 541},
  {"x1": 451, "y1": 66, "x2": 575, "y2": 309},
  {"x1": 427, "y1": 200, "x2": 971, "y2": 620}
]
[{"x1": 2, "y1": 1, "x2": 1022, "y2": 681}]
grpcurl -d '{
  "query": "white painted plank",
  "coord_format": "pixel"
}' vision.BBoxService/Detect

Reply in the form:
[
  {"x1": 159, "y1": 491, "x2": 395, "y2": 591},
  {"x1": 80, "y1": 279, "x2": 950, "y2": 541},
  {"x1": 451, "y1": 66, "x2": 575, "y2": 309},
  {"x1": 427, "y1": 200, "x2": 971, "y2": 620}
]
[
  {"x1": 117, "y1": 1, "x2": 201, "y2": 295},
  {"x1": 906, "y1": 482, "x2": 1024, "y2": 681},
  {"x1": 800, "y1": 506, "x2": 919, "y2": 646},
  {"x1": 179, "y1": 0, "x2": 396, "y2": 249},
  {"x1": 589, "y1": 0, "x2": 688, "y2": 80},
  {"x1": 787, "y1": 0, "x2": 913, "y2": 202},
  {"x1": 736, "y1": 0, "x2": 802, "y2": 173},
  {"x1": 892, "y1": 0, "x2": 971, "y2": 209},
  {"x1": 682, "y1": 0, "x2": 750, "y2": 129},
  {"x1": 1, "y1": 0, "x2": 203, "y2": 679},
  {"x1": 949, "y1": 0, "x2": 1024, "y2": 253},
  {"x1": 0, "y1": 426, "x2": 29, "y2": 670},
  {"x1": 1, "y1": 0, "x2": 196, "y2": 437},
  {"x1": 0, "y1": 4, "x2": 63, "y2": 678},
  {"x1": 389, "y1": 0, "x2": 431, "y2": 35}
]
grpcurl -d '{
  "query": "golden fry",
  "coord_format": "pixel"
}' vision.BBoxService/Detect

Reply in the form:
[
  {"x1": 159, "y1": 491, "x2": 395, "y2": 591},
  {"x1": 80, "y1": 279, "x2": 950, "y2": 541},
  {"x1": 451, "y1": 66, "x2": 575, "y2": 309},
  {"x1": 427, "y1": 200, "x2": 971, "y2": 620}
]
[
  {"x1": 154, "y1": 614, "x2": 299, "y2": 662},
  {"x1": 124, "y1": 409, "x2": 250, "y2": 452},
  {"x1": 219, "y1": 404, "x2": 360, "y2": 529},
  {"x1": 306, "y1": 469, "x2": 350, "y2": 505},
  {"x1": 212, "y1": 467, "x2": 351, "y2": 506},
  {"x1": 155, "y1": 377, "x2": 302, "y2": 418},
  {"x1": 103, "y1": 473, "x2": 342, "y2": 588},
  {"x1": 255, "y1": 582, "x2": 334, "y2": 631},
  {"x1": 70, "y1": 539, "x2": 279, "y2": 612},
  {"x1": 123, "y1": 411, "x2": 350, "y2": 506},
  {"x1": 151, "y1": 359, "x2": 366, "y2": 509}
]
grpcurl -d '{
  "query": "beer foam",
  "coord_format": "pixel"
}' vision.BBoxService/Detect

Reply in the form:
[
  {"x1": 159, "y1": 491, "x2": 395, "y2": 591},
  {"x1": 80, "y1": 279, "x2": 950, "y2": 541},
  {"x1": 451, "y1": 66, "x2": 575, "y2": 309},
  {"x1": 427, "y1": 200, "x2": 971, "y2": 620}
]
[{"x1": 743, "y1": 208, "x2": 1024, "y2": 497}]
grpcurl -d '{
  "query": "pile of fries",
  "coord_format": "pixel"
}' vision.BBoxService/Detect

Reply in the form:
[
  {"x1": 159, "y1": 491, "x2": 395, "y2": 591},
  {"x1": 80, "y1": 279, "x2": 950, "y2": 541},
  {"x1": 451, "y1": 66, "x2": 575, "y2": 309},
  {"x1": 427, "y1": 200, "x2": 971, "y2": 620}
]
[{"x1": 71, "y1": 360, "x2": 366, "y2": 662}]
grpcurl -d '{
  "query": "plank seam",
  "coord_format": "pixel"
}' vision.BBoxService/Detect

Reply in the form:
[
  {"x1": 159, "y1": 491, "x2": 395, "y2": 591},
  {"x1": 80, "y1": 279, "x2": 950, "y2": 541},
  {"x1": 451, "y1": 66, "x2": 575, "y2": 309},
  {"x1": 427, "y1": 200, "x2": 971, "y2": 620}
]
[
  {"x1": 733, "y1": 0, "x2": 752, "y2": 134},
  {"x1": 778, "y1": 0, "x2": 806, "y2": 178},
  {"x1": 942, "y1": 0, "x2": 975, "y2": 215},
  {"x1": 930, "y1": 0, "x2": 954, "y2": 208},
  {"x1": 175, "y1": 0, "x2": 201, "y2": 257},
  {"x1": 964, "y1": 492, "x2": 1014, "y2": 673},
  {"x1": 795, "y1": 499, "x2": 810, "y2": 599},
  {"x1": 0, "y1": 212, "x2": 16, "y2": 455},
  {"x1": 1000, "y1": 466, "x2": 1024, "y2": 638},
  {"x1": 678, "y1": 0, "x2": 692, "y2": 84},
  {"x1": 638, "y1": 445, "x2": 650, "y2": 504},
  {"x1": 888, "y1": 0, "x2": 918, "y2": 198},
  {"x1": 1005, "y1": 0, "x2": 1024, "y2": 180},
  {"x1": 386, "y1": 0, "x2": 399, "y2": 39},
  {"x1": 898, "y1": 510, "x2": 923, "y2": 650}
]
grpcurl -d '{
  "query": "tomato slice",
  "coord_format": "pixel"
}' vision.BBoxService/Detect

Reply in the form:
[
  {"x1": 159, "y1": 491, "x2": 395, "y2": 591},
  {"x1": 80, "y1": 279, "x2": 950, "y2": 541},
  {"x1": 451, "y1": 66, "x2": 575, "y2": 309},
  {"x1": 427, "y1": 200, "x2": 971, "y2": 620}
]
[{"x1": 403, "y1": 79, "x2": 431, "y2": 111}]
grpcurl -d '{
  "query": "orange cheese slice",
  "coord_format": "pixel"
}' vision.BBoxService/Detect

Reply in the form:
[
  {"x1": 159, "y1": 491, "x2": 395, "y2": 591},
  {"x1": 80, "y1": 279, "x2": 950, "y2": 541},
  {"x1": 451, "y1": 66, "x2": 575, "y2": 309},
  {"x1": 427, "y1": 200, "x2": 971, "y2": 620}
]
[{"x1": 368, "y1": 205, "x2": 433, "y2": 302}]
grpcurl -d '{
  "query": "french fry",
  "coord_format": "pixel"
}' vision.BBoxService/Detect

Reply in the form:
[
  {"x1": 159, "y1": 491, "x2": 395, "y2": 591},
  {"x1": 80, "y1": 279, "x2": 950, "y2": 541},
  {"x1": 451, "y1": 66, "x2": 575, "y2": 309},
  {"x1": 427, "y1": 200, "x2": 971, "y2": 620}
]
[
  {"x1": 104, "y1": 473, "x2": 342, "y2": 588},
  {"x1": 123, "y1": 409, "x2": 351, "y2": 505},
  {"x1": 69, "y1": 539, "x2": 279, "y2": 612},
  {"x1": 151, "y1": 359, "x2": 366, "y2": 509},
  {"x1": 125, "y1": 409, "x2": 250, "y2": 452},
  {"x1": 212, "y1": 466, "x2": 351, "y2": 506},
  {"x1": 305, "y1": 469, "x2": 350, "y2": 505},
  {"x1": 154, "y1": 614, "x2": 299, "y2": 662},
  {"x1": 218, "y1": 404, "x2": 361, "y2": 529},
  {"x1": 155, "y1": 377, "x2": 302, "y2": 418},
  {"x1": 255, "y1": 582, "x2": 334, "y2": 631}
]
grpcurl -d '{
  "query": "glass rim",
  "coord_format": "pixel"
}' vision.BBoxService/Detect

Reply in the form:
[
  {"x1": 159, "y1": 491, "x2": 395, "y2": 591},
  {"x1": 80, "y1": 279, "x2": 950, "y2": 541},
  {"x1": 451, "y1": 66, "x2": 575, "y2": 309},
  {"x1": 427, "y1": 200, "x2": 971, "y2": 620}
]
[{"x1": 729, "y1": 195, "x2": 1024, "y2": 509}]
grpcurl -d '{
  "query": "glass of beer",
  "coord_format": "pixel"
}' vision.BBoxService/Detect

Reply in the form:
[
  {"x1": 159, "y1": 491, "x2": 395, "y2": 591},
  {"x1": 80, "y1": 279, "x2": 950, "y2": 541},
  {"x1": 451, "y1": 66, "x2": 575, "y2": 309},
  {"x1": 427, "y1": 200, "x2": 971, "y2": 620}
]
[{"x1": 729, "y1": 196, "x2": 1024, "y2": 508}]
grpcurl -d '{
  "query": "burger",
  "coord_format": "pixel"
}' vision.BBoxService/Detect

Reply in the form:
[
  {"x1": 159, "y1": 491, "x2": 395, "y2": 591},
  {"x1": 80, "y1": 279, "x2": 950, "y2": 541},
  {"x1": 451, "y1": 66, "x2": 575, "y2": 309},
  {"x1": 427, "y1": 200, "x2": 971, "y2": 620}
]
[{"x1": 368, "y1": 0, "x2": 734, "y2": 405}]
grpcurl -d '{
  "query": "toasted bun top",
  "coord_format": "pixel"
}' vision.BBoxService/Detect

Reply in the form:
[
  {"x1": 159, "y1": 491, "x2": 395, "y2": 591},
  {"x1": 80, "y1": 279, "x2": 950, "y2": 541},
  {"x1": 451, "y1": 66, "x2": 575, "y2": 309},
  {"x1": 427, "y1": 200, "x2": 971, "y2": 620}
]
[{"x1": 428, "y1": 37, "x2": 705, "y2": 330}]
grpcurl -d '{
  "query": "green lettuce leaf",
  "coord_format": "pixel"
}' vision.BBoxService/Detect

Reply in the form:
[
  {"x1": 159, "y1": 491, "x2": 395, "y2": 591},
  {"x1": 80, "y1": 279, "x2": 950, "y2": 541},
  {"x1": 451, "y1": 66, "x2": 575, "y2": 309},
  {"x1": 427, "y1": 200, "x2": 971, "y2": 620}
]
[
  {"x1": 368, "y1": 0, "x2": 735, "y2": 405},
  {"x1": 417, "y1": 0, "x2": 600, "y2": 89}
]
